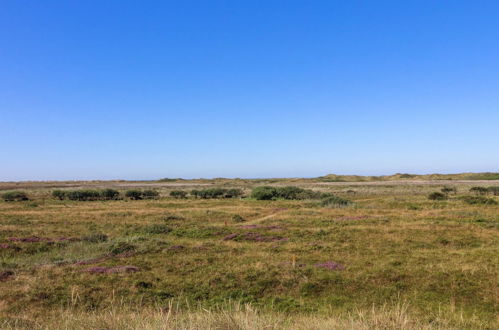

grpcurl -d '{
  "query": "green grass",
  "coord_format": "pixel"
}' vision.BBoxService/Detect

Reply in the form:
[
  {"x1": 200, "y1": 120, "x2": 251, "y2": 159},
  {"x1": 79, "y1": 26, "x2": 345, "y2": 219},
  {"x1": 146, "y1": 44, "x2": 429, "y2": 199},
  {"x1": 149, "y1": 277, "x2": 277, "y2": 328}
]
[{"x1": 0, "y1": 181, "x2": 498, "y2": 328}]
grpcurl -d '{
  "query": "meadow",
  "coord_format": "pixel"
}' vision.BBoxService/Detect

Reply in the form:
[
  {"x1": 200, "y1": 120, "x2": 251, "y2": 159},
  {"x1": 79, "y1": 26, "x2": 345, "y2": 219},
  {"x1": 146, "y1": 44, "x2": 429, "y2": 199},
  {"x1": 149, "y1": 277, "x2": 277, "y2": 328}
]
[{"x1": 0, "y1": 177, "x2": 498, "y2": 329}]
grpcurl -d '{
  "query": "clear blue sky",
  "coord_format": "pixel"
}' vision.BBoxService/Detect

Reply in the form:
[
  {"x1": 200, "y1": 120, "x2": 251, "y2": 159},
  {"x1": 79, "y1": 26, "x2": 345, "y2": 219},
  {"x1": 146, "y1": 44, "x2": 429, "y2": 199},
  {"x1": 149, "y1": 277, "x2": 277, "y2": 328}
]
[{"x1": 1, "y1": 1, "x2": 498, "y2": 181}]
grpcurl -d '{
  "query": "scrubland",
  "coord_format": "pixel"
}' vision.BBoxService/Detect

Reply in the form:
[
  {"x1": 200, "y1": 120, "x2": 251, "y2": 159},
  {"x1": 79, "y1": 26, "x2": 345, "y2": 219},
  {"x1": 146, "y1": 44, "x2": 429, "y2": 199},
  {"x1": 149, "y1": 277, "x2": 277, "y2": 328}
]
[{"x1": 0, "y1": 178, "x2": 498, "y2": 329}]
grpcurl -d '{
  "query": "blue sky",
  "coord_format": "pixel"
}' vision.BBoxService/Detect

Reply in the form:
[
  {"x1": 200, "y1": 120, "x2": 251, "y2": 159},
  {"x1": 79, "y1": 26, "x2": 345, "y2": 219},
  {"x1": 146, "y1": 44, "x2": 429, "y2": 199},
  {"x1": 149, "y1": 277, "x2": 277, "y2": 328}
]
[{"x1": 1, "y1": 1, "x2": 498, "y2": 180}]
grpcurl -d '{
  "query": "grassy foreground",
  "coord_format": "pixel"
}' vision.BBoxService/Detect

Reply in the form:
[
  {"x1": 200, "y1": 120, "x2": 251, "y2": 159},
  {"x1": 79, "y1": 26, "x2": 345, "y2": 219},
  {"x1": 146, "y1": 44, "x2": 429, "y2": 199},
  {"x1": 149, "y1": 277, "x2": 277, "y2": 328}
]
[{"x1": 0, "y1": 180, "x2": 498, "y2": 329}]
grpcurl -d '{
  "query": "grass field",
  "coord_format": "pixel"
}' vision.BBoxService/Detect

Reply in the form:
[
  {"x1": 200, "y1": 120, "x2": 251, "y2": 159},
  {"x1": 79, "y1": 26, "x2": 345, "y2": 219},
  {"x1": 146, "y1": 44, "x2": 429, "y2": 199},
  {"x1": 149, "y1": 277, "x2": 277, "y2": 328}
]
[{"x1": 0, "y1": 179, "x2": 498, "y2": 329}]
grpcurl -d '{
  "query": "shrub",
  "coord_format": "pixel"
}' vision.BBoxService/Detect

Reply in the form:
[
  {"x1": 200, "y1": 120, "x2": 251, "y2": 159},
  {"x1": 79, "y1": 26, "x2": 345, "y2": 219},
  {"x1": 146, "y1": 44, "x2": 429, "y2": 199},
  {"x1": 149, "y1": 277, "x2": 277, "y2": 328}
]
[
  {"x1": 100, "y1": 189, "x2": 120, "y2": 200},
  {"x1": 2, "y1": 191, "x2": 29, "y2": 202},
  {"x1": 428, "y1": 192, "x2": 447, "y2": 201},
  {"x1": 170, "y1": 190, "x2": 187, "y2": 199},
  {"x1": 142, "y1": 190, "x2": 160, "y2": 199},
  {"x1": 460, "y1": 196, "x2": 498, "y2": 205},
  {"x1": 321, "y1": 195, "x2": 352, "y2": 208},
  {"x1": 232, "y1": 214, "x2": 246, "y2": 223},
  {"x1": 470, "y1": 187, "x2": 488, "y2": 195},
  {"x1": 190, "y1": 190, "x2": 200, "y2": 198},
  {"x1": 65, "y1": 190, "x2": 101, "y2": 201},
  {"x1": 225, "y1": 188, "x2": 244, "y2": 198},
  {"x1": 251, "y1": 186, "x2": 279, "y2": 200},
  {"x1": 52, "y1": 190, "x2": 66, "y2": 200},
  {"x1": 125, "y1": 190, "x2": 143, "y2": 200}
]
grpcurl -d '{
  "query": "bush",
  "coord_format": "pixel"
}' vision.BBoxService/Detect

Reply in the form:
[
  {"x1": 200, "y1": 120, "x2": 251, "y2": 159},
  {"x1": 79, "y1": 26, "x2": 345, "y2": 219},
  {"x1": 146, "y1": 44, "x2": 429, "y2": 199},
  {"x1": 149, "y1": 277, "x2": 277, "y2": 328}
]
[
  {"x1": 470, "y1": 187, "x2": 488, "y2": 195},
  {"x1": 170, "y1": 190, "x2": 188, "y2": 199},
  {"x1": 142, "y1": 190, "x2": 160, "y2": 199},
  {"x1": 2, "y1": 191, "x2": 29, "y2": 202},
  {"x1": 225, "y1": 188, "x2": 244, "y2": 198},
  {"x1": 251, "y1": 186, "x2": 326, "y2": 200},
  {"x1": 321, "y1": 195, "x2": 352, "y2": 208},
  {"x1": 52, "y1": 190, "x2": 66, "y2": 200},
  {"x1": 65, "y1": 190, "x2": 102, "y2": 201},
  {"x1": 251, "y1": 186, "x2": 279, "y2": 200},
  {"x1": 100, "y1": 189, "x2": 120, "y2": 200},
  {"x1": 125, "y1": 190, "x2": 143, "y2": 200},
  {"x1": 109, "y1": 242, "x2": 136, "y2": 255},
  {"x1": 190, "y1": 188, "x2": 243, "y2": 199},
  {"x1": 428, "y1": 192, "x2": 447, "y2": 201},
  {"x1": 460, "y1": 196, "x2": 497, "y2": 205}
]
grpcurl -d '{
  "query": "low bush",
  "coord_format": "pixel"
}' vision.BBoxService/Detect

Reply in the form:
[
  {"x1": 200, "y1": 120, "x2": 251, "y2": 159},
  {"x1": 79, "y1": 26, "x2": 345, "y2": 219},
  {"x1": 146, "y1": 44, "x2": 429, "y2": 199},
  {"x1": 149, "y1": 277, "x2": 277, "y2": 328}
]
[
  {"x1": 125, "y1": 190, "x2": 143, "y2": 200},
  {"x1": 142, "y1": 190, "x2": 160, "y2": 199},
  {"x1": 251, "y1": 186, "x2": 327, "y2": 200},
  {"x1": 2, "y1": 191, "x2": 29, "y2": 202},
  {"x1": 100, "y1": 189, "x2": 120, "y2": 200},
  {"x1": 52, "y1": 190, "x2": 66, "y2": 200},
  {"x1": 190, "y1": 188, "x2": 243, "y2": 199},
  {"x1": 170, "y1": 190, "x2": 188, "y2": 199},
  {"x1": 321, "y1": 195, "x2": 352, "y2": 208},
  {"x1": 109, "y1": 242, "x2": 136, "y2": 255},
  {"x1": 428, "y1": 192, "x2": 447, "y2": 201},
  {"x1": 52, "y1": 189, "x2": 121, "y2": 201},
  {"x1": 460, "y1": 196, "x2": 497, "y2": 205}
]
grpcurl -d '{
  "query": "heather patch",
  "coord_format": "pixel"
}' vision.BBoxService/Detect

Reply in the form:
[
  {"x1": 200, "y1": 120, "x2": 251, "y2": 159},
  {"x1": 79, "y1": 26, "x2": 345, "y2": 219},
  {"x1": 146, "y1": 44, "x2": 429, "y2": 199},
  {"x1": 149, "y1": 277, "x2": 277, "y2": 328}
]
[
  {"x1": 7, "y1": 236, "x2": 79, "y2": 243},
  {"x1": 82, "y1": 266, "x2": 140, "y2": 274},
  {"x1": 313, "y1": 261, "x2": 345, "y2": 271}
]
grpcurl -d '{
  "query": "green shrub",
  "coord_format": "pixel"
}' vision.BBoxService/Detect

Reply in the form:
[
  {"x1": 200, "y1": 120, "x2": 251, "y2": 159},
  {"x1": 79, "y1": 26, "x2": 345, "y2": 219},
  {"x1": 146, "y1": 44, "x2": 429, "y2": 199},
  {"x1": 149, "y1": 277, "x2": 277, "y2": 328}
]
[
  {"x1": 428, "y1": 192, "x2": 447, "y2": 201},
  {"x1": 65, "y1": 190, "x2": 101, "y2": 201},
  {"x1": 100, "y1": 189, "x2": 120, "y2": 200},
  {"x1": 170, "y1": 190, "x2": 188, "y2": 199},
  {"x1": 125, "y1": 190, "x2": 143, "y2": 200},
  {"x1": 321, "y1": 195, "x2": 352, "y2": 208},
  {"x1": 460, "y1": 196, "x2": 497, "y2": 205},
  {"x1": 251, "y1": 186, "x2": 326, "y2": 200},
  {"x1": 470, "y1": 187, "x2": 488, "y2": 195},
  {"x1": 225, "y1": 188, "x2": 244, "y2": 198},
  {"x1": 251, "y1": 186, "x2": 279, "y2": 200},
  {"x1": 52, "y1": 190, "x2": 66, "y2": 200},
  {"x1": 2, "y1": 191, "x2": 29, "y2": 202},
  {"x1": 142, "y1": 190, "x2": 160, "y2": 199}
]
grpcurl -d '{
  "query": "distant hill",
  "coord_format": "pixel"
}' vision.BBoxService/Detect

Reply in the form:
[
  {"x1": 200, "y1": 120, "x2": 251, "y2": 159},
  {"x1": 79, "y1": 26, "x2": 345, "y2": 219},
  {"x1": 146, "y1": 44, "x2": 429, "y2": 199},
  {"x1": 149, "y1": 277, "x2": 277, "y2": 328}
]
[{"x1": 316, "y1": 172, "x2": 499, "y2": 182}]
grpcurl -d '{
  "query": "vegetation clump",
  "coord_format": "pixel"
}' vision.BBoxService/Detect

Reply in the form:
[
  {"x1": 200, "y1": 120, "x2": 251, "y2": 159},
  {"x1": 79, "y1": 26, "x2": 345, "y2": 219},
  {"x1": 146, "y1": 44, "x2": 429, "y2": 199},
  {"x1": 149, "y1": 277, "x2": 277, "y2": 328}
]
[
  {"x1": 190, "y1": 188, "x2": 243, "y2": 199},
  {"x1": 2, "y1": 191, "x2": 29, "y2": 202},
  {"x1": 251, "y1": 186, "x2": 326, "y2": 200},
  {"x1": 441, "y1": 186, "x2": 457, "y2": 194},
  {"x1": 125, "y1": 189, "x2": 159, "y2": 200},
  {"x1": 232, "y1": 214, "x2": 246, "y2": 223},
  {"x1": 428, "y1": 192, "x2": 447, "y2": 201},
  {"x1": 52, "y1": 189, "x2": 121, "y2": 201}
]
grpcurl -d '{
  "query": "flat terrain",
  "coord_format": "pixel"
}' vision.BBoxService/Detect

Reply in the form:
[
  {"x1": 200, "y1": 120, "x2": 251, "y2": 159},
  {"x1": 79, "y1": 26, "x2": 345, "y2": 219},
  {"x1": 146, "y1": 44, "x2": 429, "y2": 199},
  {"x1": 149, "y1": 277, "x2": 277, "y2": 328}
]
[{"x1": 0, "y1": 180, "x2": 498, "y2": 329}]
